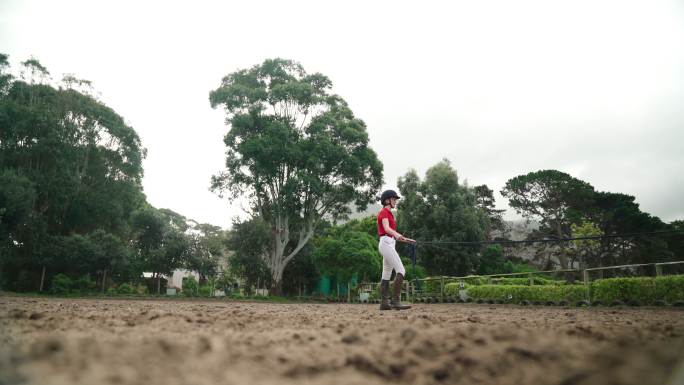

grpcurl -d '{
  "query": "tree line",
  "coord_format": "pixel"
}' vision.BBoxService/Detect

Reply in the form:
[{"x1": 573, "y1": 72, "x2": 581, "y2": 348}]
[
  {"x1": 1, "y1": 55, "x2": 681, "y2": 296},
  {"x1": 0, "y1": 54, "x2": 226, "y2": 293}
]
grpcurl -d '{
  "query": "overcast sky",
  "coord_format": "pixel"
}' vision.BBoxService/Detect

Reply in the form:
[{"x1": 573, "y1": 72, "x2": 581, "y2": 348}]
[{"x1": 1, "y1": 0, "x2": 683, "y2": 228}]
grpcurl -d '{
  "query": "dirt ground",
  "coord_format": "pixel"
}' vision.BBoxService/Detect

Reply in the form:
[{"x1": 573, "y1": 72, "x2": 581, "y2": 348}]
[{"x1": 1, "y1": 297, "x2": 683, "y2": 385}]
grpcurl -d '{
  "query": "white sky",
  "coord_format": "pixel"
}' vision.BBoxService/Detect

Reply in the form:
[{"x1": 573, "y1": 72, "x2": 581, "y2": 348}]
[{"x1": 1, "y1": 0, "x2": 683, "y2": 228}]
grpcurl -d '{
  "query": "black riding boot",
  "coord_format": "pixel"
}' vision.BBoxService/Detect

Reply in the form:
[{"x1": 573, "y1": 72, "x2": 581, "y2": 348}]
[
  {"x1": 379, "y1": 280, "x2": 391, "y2": 310},
  {"x1": 391, "y1": 273, "x2": 411, "y2": 310}
]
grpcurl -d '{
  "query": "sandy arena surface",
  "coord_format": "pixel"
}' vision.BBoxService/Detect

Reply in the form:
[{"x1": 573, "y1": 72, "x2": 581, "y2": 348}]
[{"x1": 1, "y1": 297, "x2": 683, "y2": 385}]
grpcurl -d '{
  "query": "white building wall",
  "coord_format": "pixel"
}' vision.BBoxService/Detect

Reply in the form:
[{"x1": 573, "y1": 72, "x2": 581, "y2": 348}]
[{"x1": 169, "y1": 269, "x2": 200, "y2": 289}]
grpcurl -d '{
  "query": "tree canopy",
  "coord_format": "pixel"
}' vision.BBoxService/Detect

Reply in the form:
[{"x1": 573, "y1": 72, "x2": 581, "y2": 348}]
[
  {"x1": 209, "y1": 58, "x2": 383, "y2": 294},
  {"x1": 0, "y1": 54, "x2": 227, "y2": 293},
  {"x1": 397, "y1": 159, "x2": 488, "y2": 276}
]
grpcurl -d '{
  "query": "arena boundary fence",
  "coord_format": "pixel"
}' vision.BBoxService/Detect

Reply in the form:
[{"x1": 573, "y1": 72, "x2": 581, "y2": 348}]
[{"x1": 357, "y1": 260, "x2": 684, "y2": 305}]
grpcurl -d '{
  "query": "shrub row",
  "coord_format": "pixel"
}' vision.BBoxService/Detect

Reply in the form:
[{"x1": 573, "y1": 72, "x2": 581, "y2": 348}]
[
  {"x1": 425, "y1": 276, "x2": 564, "y2": 294},
  {"x1": 423, "y1": 278, "x2": 457, "y2": 294},
  {"x1": 444, "y1": 282, "x2": 464, "y2": 297},
  {"x1": 50, "y1": 274, "x2": 149, "y2": 296},
  {"x1": 465, "y1": 284, "x2": 586, "y2": 304},
  {"x1": 51, "y1": 273, "x2": 98, "y2": 295},
  {"x1": 591, "y1": 275, "x2": 684, "y2": 305},
  {"x1": 441, "y1": 275, "x2": 684, "y2": 305}
]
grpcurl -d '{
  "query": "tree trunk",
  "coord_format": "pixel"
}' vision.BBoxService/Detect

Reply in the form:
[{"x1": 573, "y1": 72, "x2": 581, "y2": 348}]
[
  {"x1": 39, "y1": 266, "x2": 46, "y2": 292},
  {"x1": 271, "y1": 279, "x2": 283, "y2": 297},
  {"x1": 101, "y1": 269, "x2": 107, "y2": 293},
  {"x1": 266, "y1": 218, "x2": 316, "y2": 296},
  {"x1": 555, "y1": 221, "x2": 569, "y2": 269}
]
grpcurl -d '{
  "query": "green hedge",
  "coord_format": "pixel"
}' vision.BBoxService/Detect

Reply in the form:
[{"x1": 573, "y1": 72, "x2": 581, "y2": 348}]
[
  {"x1": 452, "y1": 275, "x2": 684, "y2": 305},
  {"x1": 116, "y1": 283, "x2": 135, "y2": 295},
  {"x1": 444, "y1": 282, "x2": 468, "y2": 297},
  {"x1": 427, "y1": 276, "x2": 564, "y2": 296},
  {"x1": 423, "y1": 278, "x2": 457, "y2": 294},
  {"x1": 50, "y1": 274, "x2": 97, "y2": 295},
  {"x1": 466, "y1": 284, "x2": 587, "y2": 304},
  {"x1": 591, "y1": 275, "x2": 684, "y2": 304},
  {"x1": 50, "y1": 274, "x2": 73, "y2": 295}
]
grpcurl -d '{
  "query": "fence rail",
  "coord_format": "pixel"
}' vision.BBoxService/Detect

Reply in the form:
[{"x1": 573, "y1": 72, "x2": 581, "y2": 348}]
[{"x1": 357, "y1": 260, "x2": 684, "y2": 304}]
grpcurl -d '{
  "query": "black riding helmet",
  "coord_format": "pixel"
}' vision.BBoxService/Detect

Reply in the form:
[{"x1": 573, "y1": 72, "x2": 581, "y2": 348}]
[{"x1": 379, "y1": 190, "x2": 401, "y2": 206}]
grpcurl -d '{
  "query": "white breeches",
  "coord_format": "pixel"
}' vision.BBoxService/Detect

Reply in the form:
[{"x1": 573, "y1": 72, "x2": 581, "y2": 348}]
[{"x1": 378, "y1": 236, "x2": 406, "y2": 280}]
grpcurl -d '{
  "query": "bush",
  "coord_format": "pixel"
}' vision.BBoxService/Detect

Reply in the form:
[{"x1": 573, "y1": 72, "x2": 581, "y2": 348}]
[
  {"x1": 73, "y1": 275, "x2": 96, "y2": 293},
  {"x1": 436, "y1": 276, "x2": 564, "y2": 296},
  {"x1": 423, "y1": 278, "x2": 441, "y2": 294},
  {"x1": 116, "y1": 283, "x2": 135, "y2": 295},
  {"x1": 466, "y1": 284, "x2": 587, "y2": 304},
  {"x1": 50, "y1": 274, "x2": 73, "y2": 295},
  {"x1": 590, "y1": 275, "x2": 684, "y2": 305},
  {"x1": 182, "y1": 277, "x2": 199, "y2": 297},
  {"x1": 135, "y1": 284, "x2": 148, "y2": 295},
  {"x1": 198, "y1": 285, "x2": 213, "y2": 297},
  {"x1": 444, "y1": 282, "x2": 471, "y2": 297}
]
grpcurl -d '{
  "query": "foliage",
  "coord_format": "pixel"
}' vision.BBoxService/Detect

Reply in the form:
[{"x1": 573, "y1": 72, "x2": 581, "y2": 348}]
[
  {"x1": 213, "y1": 272, "x2": 238, "y2": 294},
  {"x1": 466, "y1": 284, "x2": 587, "y2": 303},
  {"x1": 423, "y1": 278, "x2": 457, "y2": 294},
  {"x1": 73, "y1": 275, "x2": 96, "y2": 292},
  {"x1": 477, "y1": 245, "x2": 507, "y2": 275},
  {"x1": 501, "y1": 170, "x2": 595, "y2": 235},
  {"x1": 281, "y1": 242, "x2": 319, "y2": 296},
  {"x1": 131, "y1": 206, "x2": 193, "y2": 293},
  {"x1": 226, "y1": 216, "x2": 272, "y2": 293},
  {"x1": 116, "y1": 283, "x2": 135, "y2": 295},
  {"x1": 184, "y1": 222, "x2": 227, "y2": 281},
  {"x1": 313, "y1": 228, "x2": 380, "y2": 284},
  {"x1": 198, "y1": 284, "x2": 213, "y2": 297},
  {"x1": 442, "y1": 275, "x2": 684, "y2": 304},
  {"x1": 401, "y1": 257, "x2": 427, "y2": 282},
  {"x1": 397, "y1": 159, "x2": 488, "y2": 276},
  {"x1": 591, "y1": 275, "x2": 684, "y2": 304},
  {"x1": 343, "y1": 216, "x2": 377, "y2": 238},
  {"x1": 588, "y1": 191, "x2": 673, "y2": 267},
  {"x1": 209, "y1": 58, "x2": 383, "y2": 294},
  {"x1": 0, "y1": 54, "x2": 147, "y2": 291},
  {"x1": 474, "y1": 184, "x2": 506, "y2": 238},
  {"x1": 501, "y1": 170, "x2": 595, "y2": 268},
  {"x1": 182, "y1": 277, "x2": 199, "y2": 297},
  {"x1": 444, "y1": 282, "x2": 470, "y2": 296},
  {"x1": 50, "y1": 274, "x2": 73, "y2": 295},
  {"x1": 569, "y1": 220, "x2": 602, "y2": 268}
]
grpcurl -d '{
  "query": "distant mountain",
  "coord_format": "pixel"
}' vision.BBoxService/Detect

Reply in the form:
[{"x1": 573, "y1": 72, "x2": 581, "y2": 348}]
[
  {"x1": 501, "y1": 219, "x2": 540, "y2": 241},
  {"x1": 346, "y1": 203, "x2": 382, "y2": 221}
]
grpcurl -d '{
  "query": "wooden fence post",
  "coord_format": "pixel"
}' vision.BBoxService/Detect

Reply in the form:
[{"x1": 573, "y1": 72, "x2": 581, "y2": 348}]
[
  {"x1": 440, "y1": 276, "x2": 445, "y2": 303},
  {"x1": 583, "y1": 269, "x2": 590, "y2": 301}
]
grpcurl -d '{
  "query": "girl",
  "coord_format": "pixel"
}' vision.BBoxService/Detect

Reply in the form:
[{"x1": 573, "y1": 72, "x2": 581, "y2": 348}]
[{"x1": 377, "y1": 189, "x2": 416, "y2": 310}]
